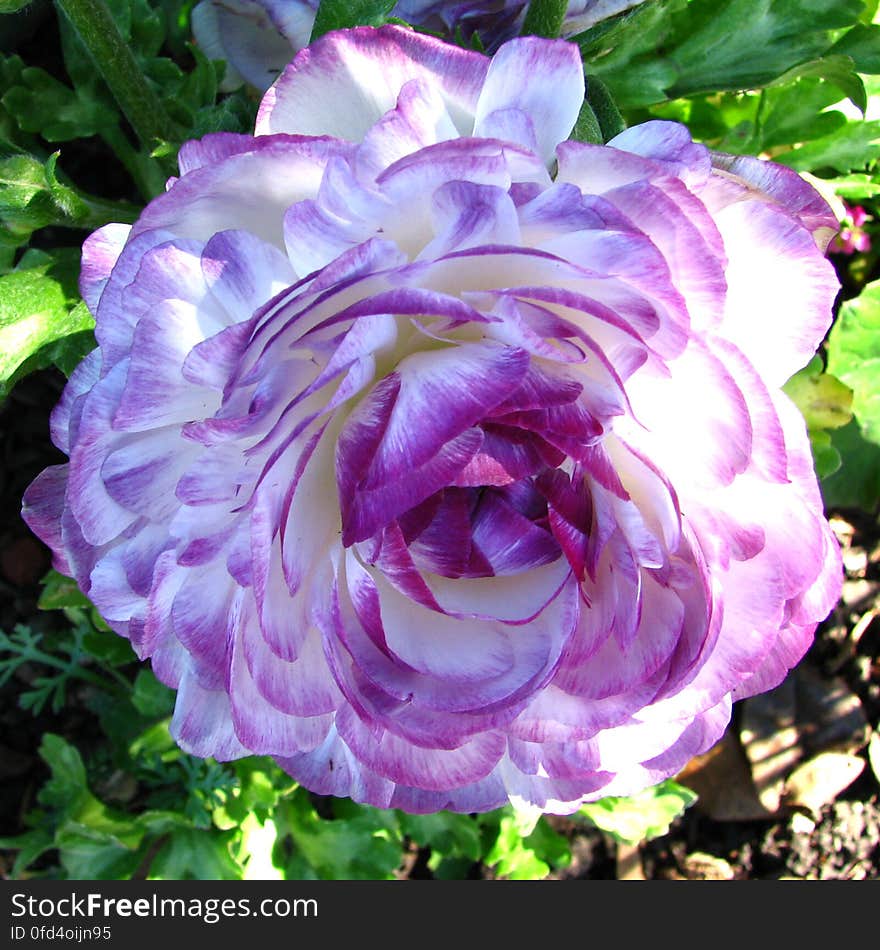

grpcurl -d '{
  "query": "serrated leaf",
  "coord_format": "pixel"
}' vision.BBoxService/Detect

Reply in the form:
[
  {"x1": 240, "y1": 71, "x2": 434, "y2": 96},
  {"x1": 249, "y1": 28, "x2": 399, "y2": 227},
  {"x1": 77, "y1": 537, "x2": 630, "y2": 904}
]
[
  {"x1": 0, "y1": 828, "x2": 55, "y2": 878},
  {"x1": 0, "y1": 252, "x2": 94, "y2": 400},
  {"x1": 578, "y1": 779, "x2": 697, "y2": 844},
  {"x1": 310, "y1": 0, "x2": 397, "y2": 40},
  {"x1": 37, "y1": 733, "x2": 89, "y2": 816},
  {"x1": 148, "y1": 827, "x2": 241, "y2": 880},
  {"x1": 399, "y1": 811, "x2": 483, "y2": 863},
  {"x1": 484, "y1": 814, "x2": 551, "y2": 880},
  {"x1": 55, "y1": 822, "x2": 145, "y2": 880},
  {"x1": 279, "y1": 789, "x2": 402, "y2": 879},
  {"x1": 2, "y1": 67, "x2": 114, "y2": 141}
]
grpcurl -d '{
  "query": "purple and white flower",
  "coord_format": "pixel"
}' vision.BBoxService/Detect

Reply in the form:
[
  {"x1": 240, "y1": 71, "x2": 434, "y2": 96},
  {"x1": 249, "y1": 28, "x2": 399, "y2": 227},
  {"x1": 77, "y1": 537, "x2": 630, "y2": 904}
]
[
  {"x1": 24, "y1": 27, "x2": 842, "y2": 814},
  {"x1": 192, "y1": 0, "x2": 646, "y2": 90}
]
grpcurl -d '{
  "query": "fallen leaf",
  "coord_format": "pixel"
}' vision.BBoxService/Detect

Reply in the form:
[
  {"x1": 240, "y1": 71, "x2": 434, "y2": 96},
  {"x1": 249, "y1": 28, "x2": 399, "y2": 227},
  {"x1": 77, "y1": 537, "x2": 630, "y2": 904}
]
[
  {"x1": 783, "y1": 752, "x2": 865, "y2": 818},
  {"x1": 677, "y1": 729, "x2": 771, "y2": 821}
]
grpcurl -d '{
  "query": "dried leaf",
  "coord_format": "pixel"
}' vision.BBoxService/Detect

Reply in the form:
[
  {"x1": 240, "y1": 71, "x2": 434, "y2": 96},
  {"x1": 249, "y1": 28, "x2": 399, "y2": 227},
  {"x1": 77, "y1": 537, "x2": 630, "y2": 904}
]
[
  {"x1": 783, "y1": 752, "x2": 865, "y2": 817},
  {"x1": 677, "y1": 730, "x2": 771, "y2": 821}
]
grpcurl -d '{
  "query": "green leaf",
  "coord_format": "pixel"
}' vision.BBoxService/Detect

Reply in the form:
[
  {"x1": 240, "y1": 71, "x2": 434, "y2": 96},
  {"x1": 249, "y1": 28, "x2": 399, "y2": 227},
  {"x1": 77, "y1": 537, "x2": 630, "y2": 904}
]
[
  {"x1": 310, "y1": 0, "x2": 397, "y2": 40},
  {"x1": 279, "y1": 789, "x2": 403, "y2": 879},
  {"x1": 0, "y1": 150, "x2": 89, "y2": 247},
  {"x1": 149, "y1": 828, "x2": 242, "y2": 880},
  {"x1": 37, "y1": 733, "x2": 90, "y2": 814},
  {"x1": 578, "y1": 779, "x2": 698, "y2": 844},
  {"x1": 571, "y1": 99, "x2": 603, "y2": 144},
  {"x1": 667, "y1": 0, "x2": 864, "y2": 98},
  {"x1": 783, "y1": 355, "x2": 853, "y2": 432},
  {"x1": 521, "y1": 0, "x2": 568, "y2": 39},
  {"x1": 38, "y1": 569, "x2": 93, "y2": 611},
  {"x1": 485, "y1": 810, "x2": 558, "y2": 881},
  {"x1": 0, "y1": 250, "x2": 94, "y2": 400},
  {"x1": 782, "y1": 355, "x2": 853, "y2": 479},
  {"x1": 3, "y1": 66, "x2": 115, "y2": 141},
  {"x1": 767, "y1": 54, "x2": 865, "y2": 112},
  {"x1": 828, "y1": 173, "x2": 880, "y2": 200},
  {"x1": 131, "y1": 669, "x2": 175, "y2": 719},
  {"x1": 826, "y1": 280, "x2": 880, "y2": 444},
  {"x1": 827, "y1": 23, "x2": 880, "y2": 73},
  {"x1": 55, "y1": 823, "x2": 145, "y2": 879},
  {"x1": 808, "y1": 428, "x2": 843, "y2": 479},
  {"x1": 759, "y1": 78, "x2": 850, "y2": 149},
  {"x1": 776, "y1": 118, "x2": 880, "y2": 172},
  {"x1": 0, "y1": 1, "x2": 36, "y2": 13},
  {"x1": 399, "y1": 811, "x2": 483, "y2": 864},
  {"x1": 820, "y1": 418, "x2": 880, "y2": 510},
  {"x1": 582, "y1": 0, "x2": 869, "y2": 109},
  {"x1": 0, "y1": 828, "x2": 55, "y2": 878},
  {"x1": 585, "y1": 74, "x2": 626, "y2": 141},
  {"x1": 128, "y1": 718, "x2": 176, "y2": 759}
]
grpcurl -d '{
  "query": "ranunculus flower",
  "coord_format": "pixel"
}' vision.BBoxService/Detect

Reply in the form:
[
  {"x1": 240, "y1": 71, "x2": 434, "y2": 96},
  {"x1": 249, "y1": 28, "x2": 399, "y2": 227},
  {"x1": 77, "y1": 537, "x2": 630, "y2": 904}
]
[
  {"x1": 23, "y1": 27, "x2": 842, "y2": 814},
  {"x1": 192, "y1": 0, "x2": 646, "y2": 90}
]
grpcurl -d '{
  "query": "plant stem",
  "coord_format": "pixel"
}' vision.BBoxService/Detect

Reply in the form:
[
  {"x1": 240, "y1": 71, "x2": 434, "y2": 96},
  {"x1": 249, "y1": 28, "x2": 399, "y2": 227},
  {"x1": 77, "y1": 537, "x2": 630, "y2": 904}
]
[
  {"x1": 23, "y1": 644, "x2": 128, "y2": 696},
  {"x1": 53, "y1": 0, "x2": 175, "y2": 165}
]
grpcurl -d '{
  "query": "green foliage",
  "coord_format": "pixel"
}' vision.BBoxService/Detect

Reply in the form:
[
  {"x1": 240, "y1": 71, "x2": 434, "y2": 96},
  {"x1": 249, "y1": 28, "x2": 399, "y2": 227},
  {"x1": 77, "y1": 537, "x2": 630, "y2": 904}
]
[
  {"x1": 822, "y1": 280, "x2": 880, "y2": 510},
  {"x1": 0, "y1": 249, "x2": 95, "y2": 400},
  {"x1": 579, "y1": 0, "x2": 874, "y2": 110},
  {"x1": 483, "y1": 808, "x2": 572, "y2": 879},
  {"x1": 827, "y1": 280, "x2": 880, "y2": 443},
  {"x1": 821, "y1": 418, "x2": 880, "y2": 510},
  {"x1": 578, "y1": 779, "x2": 698, "y2": 844},
  {"x1": 521, "y1": 0, "x2": 568, "y2": 39},
  {"x1": 783, "y1": 355, "x2": 854, "y2": 478},
  {"x1": 310, "y1": 0, "x2": 398, "y2": 41}
]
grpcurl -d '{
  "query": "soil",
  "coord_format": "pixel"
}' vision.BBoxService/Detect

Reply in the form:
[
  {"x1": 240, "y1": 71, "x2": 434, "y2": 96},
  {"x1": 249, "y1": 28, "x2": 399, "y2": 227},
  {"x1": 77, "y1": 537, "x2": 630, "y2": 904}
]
[{"x1": 1, "y1": 367, "x2": 878, "y2": 881}]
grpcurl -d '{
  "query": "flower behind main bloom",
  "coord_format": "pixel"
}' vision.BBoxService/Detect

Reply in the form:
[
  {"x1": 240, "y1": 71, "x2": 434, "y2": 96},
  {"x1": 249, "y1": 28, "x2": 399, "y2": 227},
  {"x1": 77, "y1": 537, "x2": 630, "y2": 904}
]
[
  {"x1": 23, "y1": 27, "x2": 842, "y2": 814},
  {"x1": 192, "y1": 0, "x2": 647, "y2": 90}
]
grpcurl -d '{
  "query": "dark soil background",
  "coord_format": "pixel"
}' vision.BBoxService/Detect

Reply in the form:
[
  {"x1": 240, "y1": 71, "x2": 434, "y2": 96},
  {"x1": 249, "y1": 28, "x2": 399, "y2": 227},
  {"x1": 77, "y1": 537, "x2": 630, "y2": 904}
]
[{"x1": 2, "y1": 366, "x2": 878, "y2": 881}]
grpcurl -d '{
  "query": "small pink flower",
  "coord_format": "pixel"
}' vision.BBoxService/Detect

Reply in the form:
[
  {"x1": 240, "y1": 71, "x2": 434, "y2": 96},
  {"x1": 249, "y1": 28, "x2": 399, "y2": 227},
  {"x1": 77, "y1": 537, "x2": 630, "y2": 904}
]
[{"x1": 831, "y1": 204, "x2": 873, "y2": 255}]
